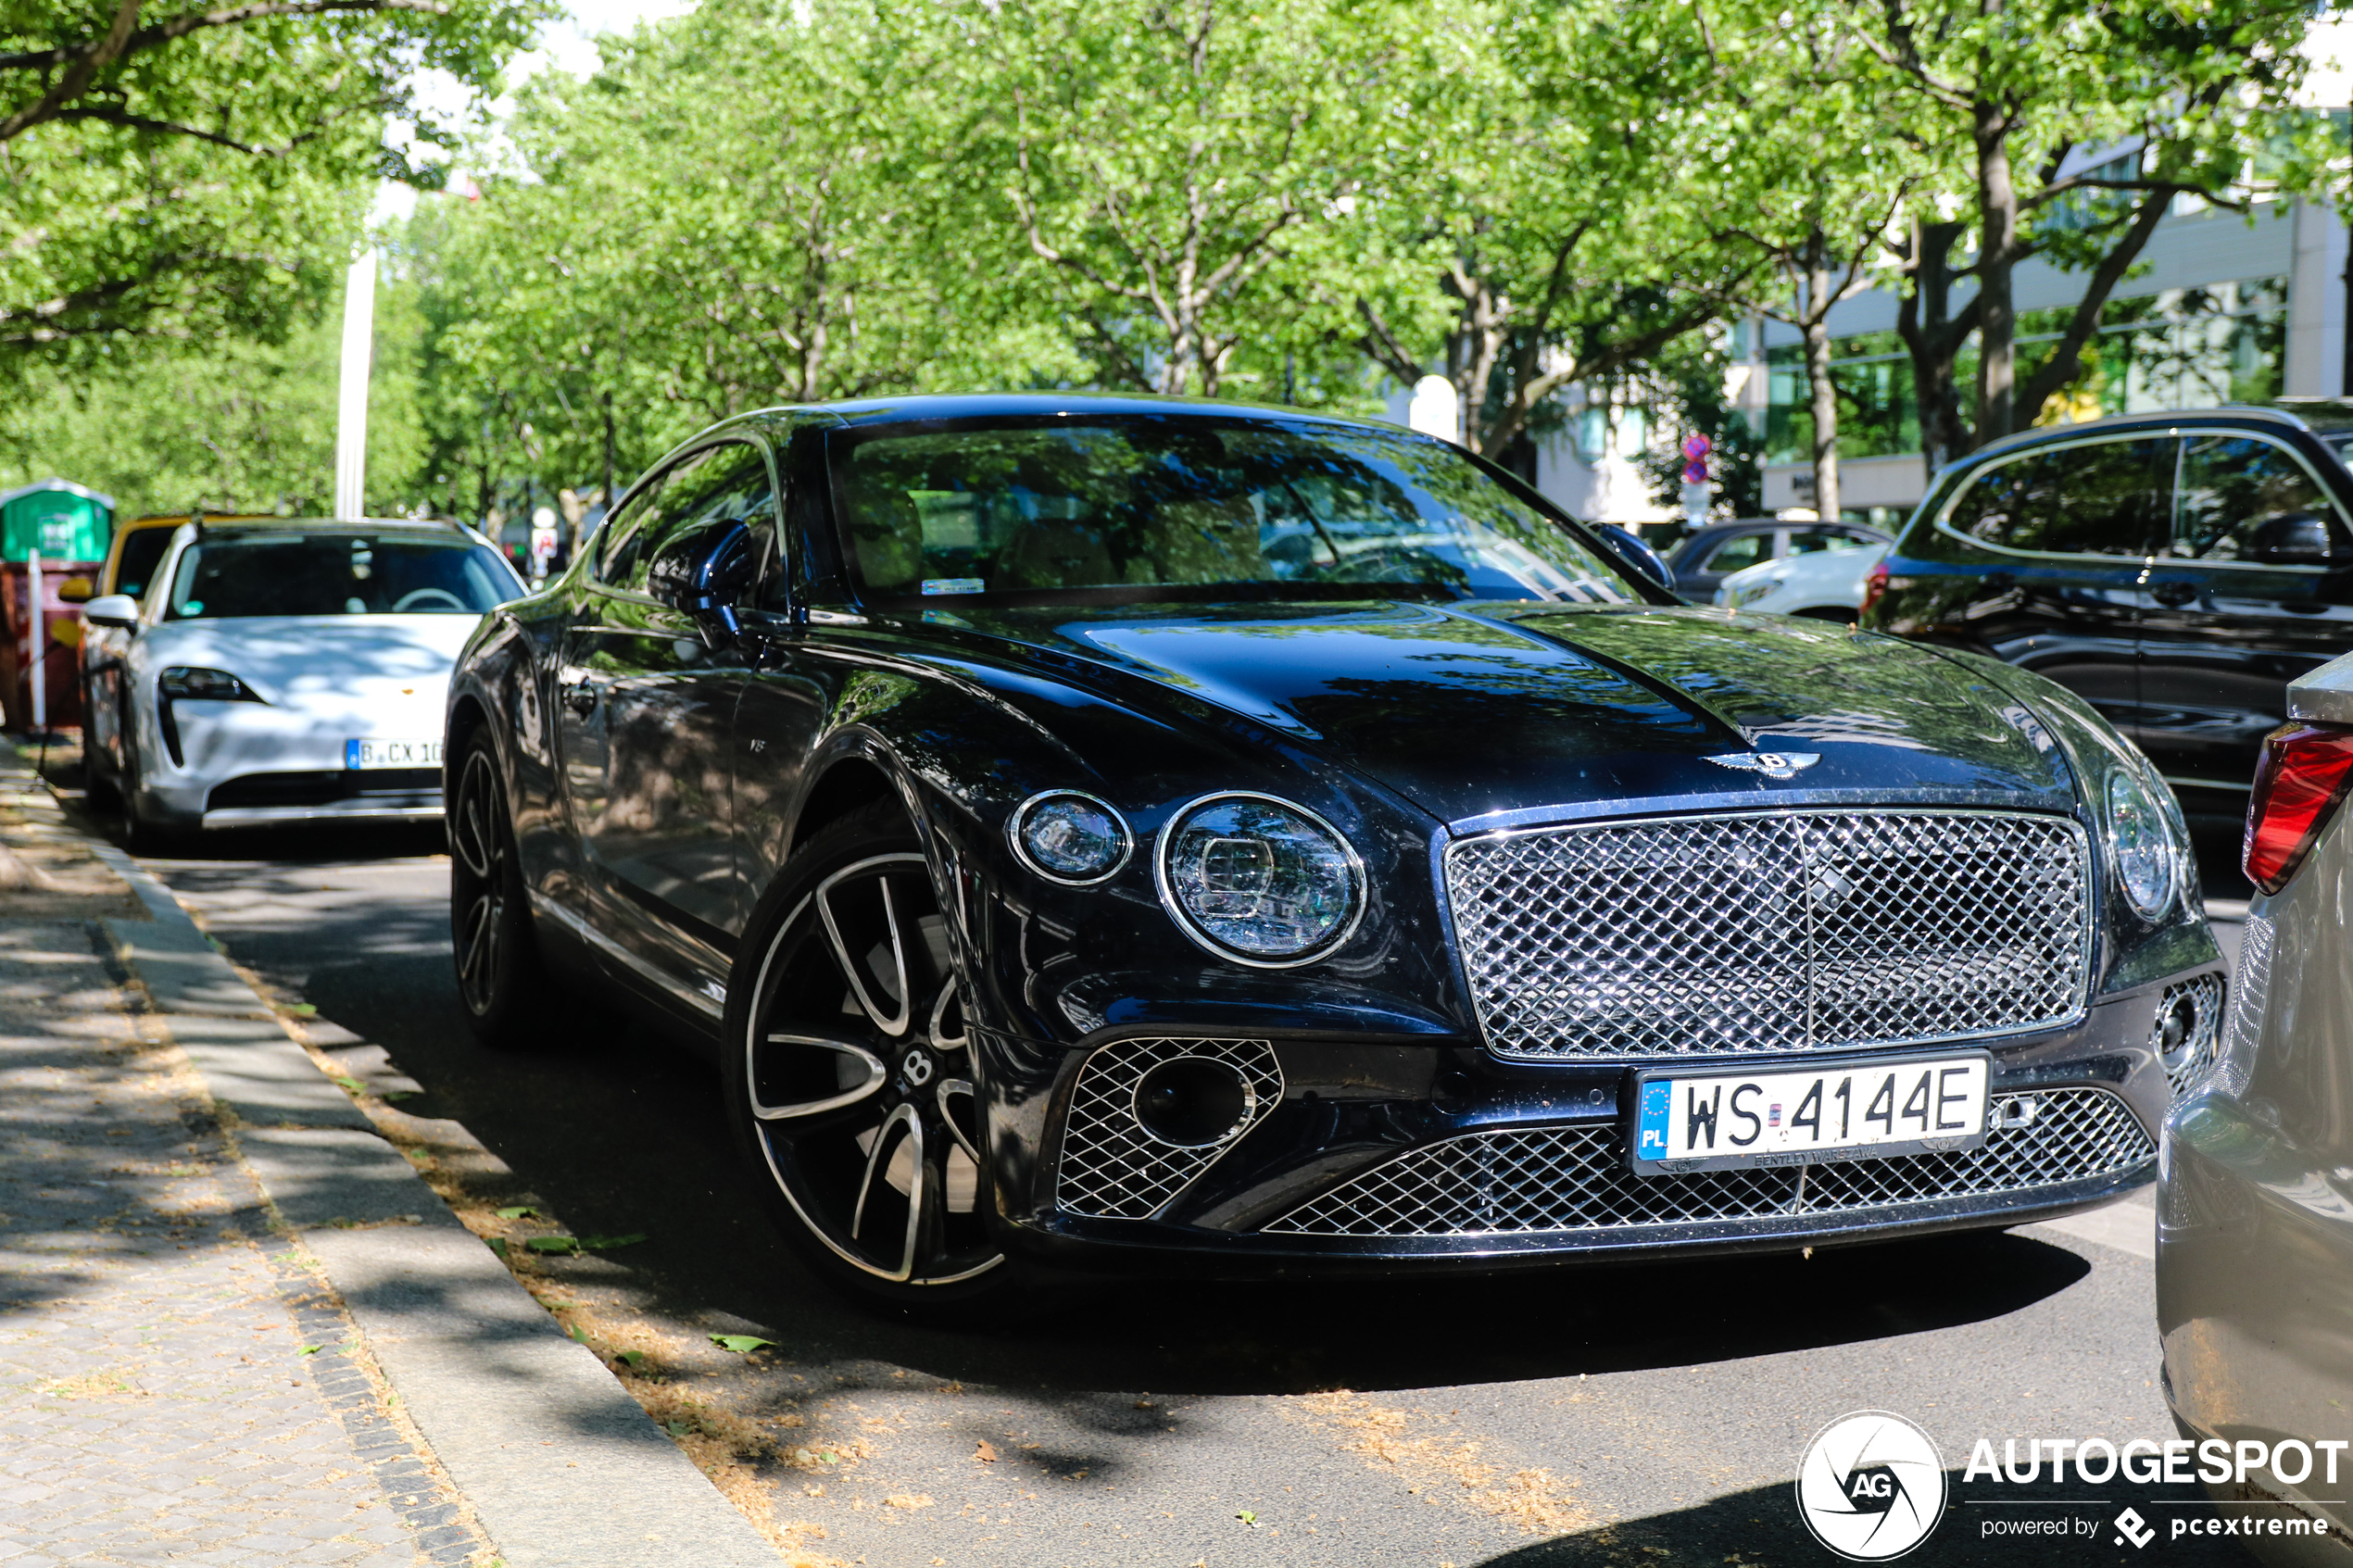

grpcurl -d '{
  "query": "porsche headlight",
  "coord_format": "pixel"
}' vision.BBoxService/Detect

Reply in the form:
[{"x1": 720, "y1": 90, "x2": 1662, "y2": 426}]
[
  {"x1": 1009, "y1": 791, "x2": 1132, "y2": 884},
  {"x1": 2105, "y1": 767, "x2": 2182, "y2": 921},
  {"x1": 158, "y1": 666, "x2": 261, "y2": 702},
  {"x1": 1157, "y1": 793, "x2": 1363, "y2": 964}
]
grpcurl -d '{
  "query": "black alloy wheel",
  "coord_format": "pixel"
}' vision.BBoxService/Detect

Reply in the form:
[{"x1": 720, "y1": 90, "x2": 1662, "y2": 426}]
[
  {"x1": 449, "y1": 735, "x2": 549, "y2": 1046},
  {"x1": 724, "y1": 804, "x2": 1008, "y2": 1306}
]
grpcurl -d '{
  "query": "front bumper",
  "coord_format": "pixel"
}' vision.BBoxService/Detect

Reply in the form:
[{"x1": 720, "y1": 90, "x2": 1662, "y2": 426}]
[
  {"x1": 138, "y1": 696, "x2": 445, "y2": 830},
  {"x1": 978, "y1": 982, "x2": 2204, "y2": 1277}
]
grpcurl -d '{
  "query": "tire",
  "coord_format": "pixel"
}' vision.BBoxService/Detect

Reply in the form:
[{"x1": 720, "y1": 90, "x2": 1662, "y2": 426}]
[
  {"x1": 114, "y1": 736, "x2": 187, "y2": 858},
  {"x1": 722, "y1": 803, "x2": 1017, "y2": 1311},
  {"x1": 448, "y1": 734, "x2": 553, "y2": 1047}
]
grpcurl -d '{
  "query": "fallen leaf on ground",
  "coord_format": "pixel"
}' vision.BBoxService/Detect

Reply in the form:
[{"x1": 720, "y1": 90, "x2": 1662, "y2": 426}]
[
  {"x1": 709, "y1": 1334, "x2": 775, "y2": 1354},
  {"x1": 1239, "y1": 1511, "x2": 1259, "y2": 1527},
  {"x1": 885, "y1": 1494, "x2": 934, "y2": 1510},
  {"x1": 484, "y1": 1237, "x2": 509, "y2": 1257},
  {"x1": 285, "y1": 1002, "x2": 318, "y2": 1017},
  {"x1": 297, "y1": 1345, "x2": 322, "y2": 1357},
  {"x1": 613, "y1": 1350, "x2": 648, "y2": 1370},
  {"x1": 496, "y1": 1205, "x2": 541, "y2": 1220},
  {"x1": 327, "y1": 1074, "x2": 363, "y2": 1094},
  {"x1": 525, "y1": 1236, "x2": 581, "y2": 1255},
  {"x1": 974, "y1": 1440, "x2": 998, "y2": 1462},
  {"x1": 582, "y1": 1233, "x2": 649, "y2": 1250}
]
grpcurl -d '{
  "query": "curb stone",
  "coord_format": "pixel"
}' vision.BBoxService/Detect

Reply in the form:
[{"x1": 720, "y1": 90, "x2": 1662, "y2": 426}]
[{"x1": 23, "y1": 758, "x2": 782, "y2": 1568}]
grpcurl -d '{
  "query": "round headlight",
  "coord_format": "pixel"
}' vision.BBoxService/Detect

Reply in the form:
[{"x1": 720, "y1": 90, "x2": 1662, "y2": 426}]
[
  {"x1": 2105, "y1": 769, "x2": 2180, "y2": 921},
  {"x1": 1156, "y1": 793, "x2": 1364, "y2": 965},
  {"x1": 1009, "y1": 791, "x2": 1132, "y2": 884}
]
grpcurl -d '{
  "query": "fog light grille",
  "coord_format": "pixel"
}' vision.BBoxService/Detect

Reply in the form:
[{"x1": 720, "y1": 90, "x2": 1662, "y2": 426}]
[
  {"x1": 1054, "y1": 1037, "x2": 1282, "y2": 1220},
  {"x1": 1264, "y1": 1085, "x2": 2149, "y2": 1238},
  {"x1": 2154, "y1": 974, "x2": 2226, "y2": 1098}
]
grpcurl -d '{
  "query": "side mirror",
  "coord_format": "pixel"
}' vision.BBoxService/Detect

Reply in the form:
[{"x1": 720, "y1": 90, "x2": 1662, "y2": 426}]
[
  {"x1": 82, "y1": 593, "x2": 140, "y2": 629},
  {"x1": 648, "y1": 519, "x2": 756, "y2": 639},
  {"x1": 1593, "y1": 522, "x2": 1677, "y2": 596},
  {"x1": 2249, "y1": 513, "x2": 2334, "y2": 567},
  {"x1": 56, "y1": 575, "x2": 93, "y2": 605}
]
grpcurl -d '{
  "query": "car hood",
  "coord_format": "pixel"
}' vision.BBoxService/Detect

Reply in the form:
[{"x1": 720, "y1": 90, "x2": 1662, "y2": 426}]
[
  {"x1": 937, "y1": 599, "x2": 2078, "y2": 823},
  {"x1": 135, "y1": 614, "x2": 478, "y2": 713}
]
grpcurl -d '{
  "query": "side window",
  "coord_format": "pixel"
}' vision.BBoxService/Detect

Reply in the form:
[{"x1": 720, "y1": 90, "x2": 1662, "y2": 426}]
[
  {"x1": 1705, "y1": 533, "x2": 1772, "y2": 573},
  {"x1": 2175, "y1": 434, "x2": 2343, "y2": 566},
  {"x1": 1788, "y1": 529, "x2": 1848, "y2": 557},
  {"x1": 597, "y1": 469, "x2": 673, "y2": 588},
  {"x1": 598, "y1": 443, "x2": 774, "y2": 595},
  {"x1": 1944, "y1": 438, "x2": 2168, "y2": 558}
]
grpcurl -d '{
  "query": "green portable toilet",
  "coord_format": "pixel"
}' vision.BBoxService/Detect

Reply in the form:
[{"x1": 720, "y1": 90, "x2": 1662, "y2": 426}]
[{"x1": 0, "y1": 478, "x2": 113, "y2": 563}]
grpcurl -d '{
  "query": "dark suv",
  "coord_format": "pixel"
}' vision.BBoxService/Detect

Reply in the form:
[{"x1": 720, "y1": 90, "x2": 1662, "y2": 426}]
[{"x1": 1864, "y1": 402, "x2": 2353, "y2": 802}]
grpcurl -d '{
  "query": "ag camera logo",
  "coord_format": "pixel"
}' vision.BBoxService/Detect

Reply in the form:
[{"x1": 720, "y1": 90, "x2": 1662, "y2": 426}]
[{"x1": 1796, "y1": 1411, "x2": 1948, "y2": 1560}]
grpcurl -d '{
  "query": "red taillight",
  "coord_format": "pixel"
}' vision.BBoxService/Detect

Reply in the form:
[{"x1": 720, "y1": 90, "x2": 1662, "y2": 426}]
[
  {"x1": 2245, "y1": 722, "x2": 2353, "y2": 893},
  {"x1": 1859, "y1": 560, "x2": 1890, "y2": 618}
]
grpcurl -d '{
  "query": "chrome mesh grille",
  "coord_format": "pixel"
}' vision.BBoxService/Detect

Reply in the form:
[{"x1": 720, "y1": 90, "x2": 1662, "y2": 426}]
[
  {"x1": 2156, "y1": 974, "x2": 2226, "y2": 1098},
  {"x1": 1445, "y1": 809, "x2": 2091, "y2": 1060},
  {"x1": 1264, "y1": 1086, "x2": 2149, "y2": 1237},
  {"x1": 1054, "y1": 1037, "x2": 1282, "y2": 1220}
]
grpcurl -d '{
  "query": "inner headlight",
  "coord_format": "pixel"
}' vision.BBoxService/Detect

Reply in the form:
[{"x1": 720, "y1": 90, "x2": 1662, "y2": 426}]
[
  {"x1": 158, "y1": 666, "x2": 261, "y2": 702},
  {"x1": 1010, "y1": 791, "x2": 1131, "y2": 884},
  {"x1": 1157, "y1": 793, "x2": 1363, "y2": 964},
  {"x1": 2105, "y1": 768, "x2": 2181, "y2": 921}
]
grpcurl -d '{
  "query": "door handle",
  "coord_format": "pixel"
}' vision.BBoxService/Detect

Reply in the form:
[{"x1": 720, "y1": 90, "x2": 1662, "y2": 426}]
[
  {"x1": 562, "y1": 680, "x2": 598, "y2": 718},
  {"x1": 2151, "y1": 581, "x2": 2197, "y2": 608}
]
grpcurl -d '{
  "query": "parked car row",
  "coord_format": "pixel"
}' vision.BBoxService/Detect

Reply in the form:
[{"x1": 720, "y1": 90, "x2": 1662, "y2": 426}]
[{"x1": 72, "y1": 394, "x2": 2353, "y2": 1559}]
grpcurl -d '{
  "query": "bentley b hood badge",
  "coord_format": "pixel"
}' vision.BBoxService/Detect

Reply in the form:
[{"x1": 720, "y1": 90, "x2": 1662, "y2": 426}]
[{"x1": 1706, "y1": 751, "x2": 1822, "y2": 780}]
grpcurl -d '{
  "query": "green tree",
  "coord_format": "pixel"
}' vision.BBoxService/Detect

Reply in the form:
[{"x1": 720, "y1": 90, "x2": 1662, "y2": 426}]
[
  {"x1": 1343, "y1": 0, "x2": 1755, "y2": 459},
  {"x1": 1838, "y1": 0, "x2": 2342, "y2": 463},
  {"x1": 0, "y1": 0, "x2": 546, "y2": 363}
]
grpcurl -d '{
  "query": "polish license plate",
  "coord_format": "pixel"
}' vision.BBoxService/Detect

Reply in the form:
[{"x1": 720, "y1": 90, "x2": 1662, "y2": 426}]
[
  {"x1": 1627, "y1": 1053, "x2": 1991, "y2": 1175},
  {"x1": 345, "y1": 738, "x2": 442, "y2": 770}
]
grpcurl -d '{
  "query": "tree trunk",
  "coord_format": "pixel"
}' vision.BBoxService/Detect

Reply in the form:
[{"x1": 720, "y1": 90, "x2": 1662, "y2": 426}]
[
  {"x1": 1894, "y1": 217, "x2": 1977, "y2": 473},
  {"x1": 1972, "y1": 96, "x2": 2022, "y2": 442},
  {"x1": 1801, "y1": 232, "x2": 1840, "y2": 522}
]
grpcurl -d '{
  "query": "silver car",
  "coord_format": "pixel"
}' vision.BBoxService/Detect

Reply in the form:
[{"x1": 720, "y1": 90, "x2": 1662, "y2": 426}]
[
  {"x1": 2159, "y1": 646, "x2": 2353, "y2": 1562},
  {"x1": 80, "y1": 517, "x2": 523, "y2": 849}
]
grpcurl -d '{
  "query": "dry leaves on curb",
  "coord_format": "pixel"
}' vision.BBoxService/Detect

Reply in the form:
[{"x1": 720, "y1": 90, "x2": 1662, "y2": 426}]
[{"x1": 974, "y1": 1439, "x2": 999, "y2": 1462}]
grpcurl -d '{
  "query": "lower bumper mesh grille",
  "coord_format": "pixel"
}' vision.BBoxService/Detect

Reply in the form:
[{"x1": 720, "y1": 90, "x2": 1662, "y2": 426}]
[
  {"x1": 1263, "y1": 1085, "x2": 2150, "y2": 1238},
  {"x1": 2156, "y1": 974, "x2": 2226, "y2": 1098}
]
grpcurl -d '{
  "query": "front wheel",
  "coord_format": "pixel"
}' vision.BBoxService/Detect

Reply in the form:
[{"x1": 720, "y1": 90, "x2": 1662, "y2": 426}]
[
  {"x1": 723, "y1": 804, "x2": 1013, "y2": 1309},
  {"x1": 448, "y1": 734, "x2": 551, "y2": 1047}
]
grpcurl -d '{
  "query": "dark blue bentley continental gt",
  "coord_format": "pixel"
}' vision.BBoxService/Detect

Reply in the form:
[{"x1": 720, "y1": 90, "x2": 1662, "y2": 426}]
[{"x1": 445, "y1": 394, "x2": 2221, "y2": 1305}]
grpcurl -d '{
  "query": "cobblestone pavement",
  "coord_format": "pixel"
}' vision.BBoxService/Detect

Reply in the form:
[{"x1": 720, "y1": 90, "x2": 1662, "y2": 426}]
[{"x1": 0, "y1": 836, "x2": 495, "y2": 1564}]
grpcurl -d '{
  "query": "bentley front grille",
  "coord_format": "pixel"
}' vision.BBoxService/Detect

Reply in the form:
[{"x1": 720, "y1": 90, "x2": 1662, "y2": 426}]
[
  {"x1": 1053, "y1": 1037, "x2": 1283, "y2": 1220},
  {"x1": 1445, "y1": 809, "x2": 2091, "y2": 1060},
  {"x1": 1263, "y1": 1086, "x2": 2150, "y2": 1238}
]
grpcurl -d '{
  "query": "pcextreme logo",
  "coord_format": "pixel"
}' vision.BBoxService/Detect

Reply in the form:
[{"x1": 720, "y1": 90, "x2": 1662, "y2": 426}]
[{"x1": 1794, "y1": 1411, "x2": 1948, "y2": 1561}]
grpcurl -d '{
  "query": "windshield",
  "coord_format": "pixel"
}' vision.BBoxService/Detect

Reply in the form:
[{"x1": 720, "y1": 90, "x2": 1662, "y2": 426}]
[
  {"x1": 831, "y1": 417, "x2": 1636, "y2": 606},
  {"x1": 163, "y1": 534, "x2": 518, "y2": 621}
]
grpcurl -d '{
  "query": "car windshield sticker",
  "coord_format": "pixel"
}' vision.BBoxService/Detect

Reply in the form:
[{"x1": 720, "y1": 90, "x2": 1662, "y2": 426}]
[{"x1": 922, "y1": 578, "x2": 985, "y2": 596}]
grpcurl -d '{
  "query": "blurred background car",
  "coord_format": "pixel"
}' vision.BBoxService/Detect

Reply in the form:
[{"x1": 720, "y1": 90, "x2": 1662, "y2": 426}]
[
  {"x1": 1712, "y1": 536, "x2": 1889, "y2": 621},
  {"x1": 1664, "y1": 516, "x2": 1890, "y2": 602},
  {"x1": 79, "y1": 517, "x2": 523, "y2": 848},
  {"x1": 2158, "y1": 647, "x2": 2353, "y2": 1560},
  {"x1": 1862, "y1": 404, "x2": 2353, "y2": 813}
]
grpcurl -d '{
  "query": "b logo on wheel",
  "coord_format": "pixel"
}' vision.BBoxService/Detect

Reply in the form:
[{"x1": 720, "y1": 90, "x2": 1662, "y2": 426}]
[
  {"x1": 901, "y1": 1048, "x2": 935, "y2": 1087},
  {"x1": 1794, "y1": 1410, "x2": 1946, "y2": 1561}
]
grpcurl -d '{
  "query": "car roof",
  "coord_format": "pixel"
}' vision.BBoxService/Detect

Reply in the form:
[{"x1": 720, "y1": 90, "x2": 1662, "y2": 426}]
[
  {"x1": 191, "y1": 517, "x2": 472, "y2": 540},
  {"x1": 1969, "y1": 403, "x2": 2324, "y2": 463},
  {"x1": 731, "y1": 390, "x2": 1423, "y2": 436}
]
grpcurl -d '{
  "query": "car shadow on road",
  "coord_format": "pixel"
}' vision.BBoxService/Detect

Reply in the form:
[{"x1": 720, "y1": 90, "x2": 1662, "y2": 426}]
[{"x1": 1472, "y1": 1473, "x2": 2264, "y2": 1565}]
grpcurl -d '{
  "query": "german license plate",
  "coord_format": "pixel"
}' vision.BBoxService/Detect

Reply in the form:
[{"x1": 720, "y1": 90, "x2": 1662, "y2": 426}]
[
  {"x1": 345, "y1": 738, "x2": 442, "y2": 770},
  {"x1": 1628, "y1": 1053, "x2": 1990, "y2": 1175}
]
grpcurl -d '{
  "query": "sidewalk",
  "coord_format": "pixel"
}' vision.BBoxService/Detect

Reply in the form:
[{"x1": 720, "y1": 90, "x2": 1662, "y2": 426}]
[{"x1": 0, "y1": 746, "x2": 784, "y2": 1567}]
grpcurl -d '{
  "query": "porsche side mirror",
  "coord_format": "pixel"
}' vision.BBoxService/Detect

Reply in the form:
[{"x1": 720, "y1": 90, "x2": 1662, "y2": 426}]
[
  {"x1": 648, "y1": 519, "x2": 756, "y2": 640},
  {"x1": 82, "y1": 593, "x2": 140, "y2": 629},
  {"x1": 56, "y1": 575, "x2": 93, "y2": 604},
  {"x1": 1594, "y1": 523, "x2": 1676, "y2": 595}
]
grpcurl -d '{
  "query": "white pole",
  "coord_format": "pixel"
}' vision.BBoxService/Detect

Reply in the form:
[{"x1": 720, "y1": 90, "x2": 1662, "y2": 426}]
[
  {"x1": 333, "y1": 251, "x2": 378, "y2": 521},
  {"x1": 26, "y1": 548, "x2": 43, "y2": 734}
]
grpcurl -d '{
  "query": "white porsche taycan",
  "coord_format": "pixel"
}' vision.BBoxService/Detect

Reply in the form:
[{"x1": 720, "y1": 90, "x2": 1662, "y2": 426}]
[{"x1": 80, "y1": 518, "x2": 524, "y2": 847}]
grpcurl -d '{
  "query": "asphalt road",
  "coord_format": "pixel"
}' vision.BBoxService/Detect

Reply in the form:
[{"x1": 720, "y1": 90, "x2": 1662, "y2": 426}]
[{"x1": 105, "y1": 812, "x2": 2260, "y2": 1568}]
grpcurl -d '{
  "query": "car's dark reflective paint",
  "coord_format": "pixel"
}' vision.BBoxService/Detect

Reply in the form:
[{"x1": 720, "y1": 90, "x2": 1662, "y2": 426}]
[
  {"x1": 1865, "y1": 403, "x2": 2353, "y2": 802},
  {"x1": 447, "y1": 394, "x2": 2221, "y2": 1305}
]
